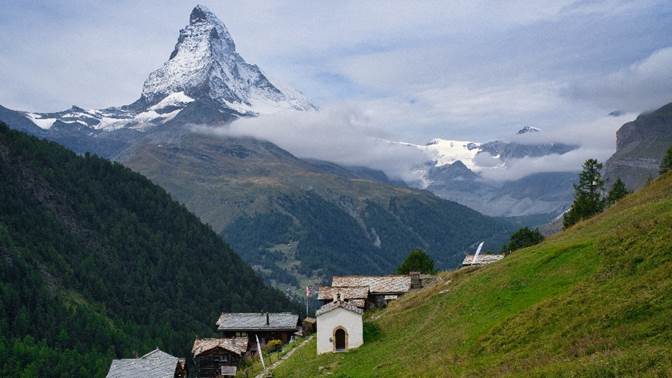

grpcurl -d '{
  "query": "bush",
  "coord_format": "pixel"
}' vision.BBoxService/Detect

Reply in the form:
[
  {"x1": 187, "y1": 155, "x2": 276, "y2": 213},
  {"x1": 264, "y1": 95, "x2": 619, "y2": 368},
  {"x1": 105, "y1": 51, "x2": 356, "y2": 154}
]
[
  {"x1": 507, "y1": 227, "x2": 544, "y2": 252},
  {"x1": 263, "y1": 339, "x2": 282, "y2": 354}
]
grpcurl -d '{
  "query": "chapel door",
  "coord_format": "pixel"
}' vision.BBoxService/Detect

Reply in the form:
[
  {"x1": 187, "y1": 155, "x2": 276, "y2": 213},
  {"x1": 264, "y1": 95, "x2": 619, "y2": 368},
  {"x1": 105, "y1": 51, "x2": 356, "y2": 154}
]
[{"x1": 335, "y1": 328, "x2": 346, "y2": 351}]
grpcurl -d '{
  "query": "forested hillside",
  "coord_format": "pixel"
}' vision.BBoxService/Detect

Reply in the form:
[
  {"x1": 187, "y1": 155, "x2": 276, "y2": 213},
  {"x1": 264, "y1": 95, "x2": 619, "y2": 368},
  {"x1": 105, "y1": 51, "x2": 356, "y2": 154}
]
[
  {"x1": 0, "y1": 124, "x2": 296, "y2": 377},
  {"x1": 120, "y1": 131, "x2": 514, "y2": 296}
]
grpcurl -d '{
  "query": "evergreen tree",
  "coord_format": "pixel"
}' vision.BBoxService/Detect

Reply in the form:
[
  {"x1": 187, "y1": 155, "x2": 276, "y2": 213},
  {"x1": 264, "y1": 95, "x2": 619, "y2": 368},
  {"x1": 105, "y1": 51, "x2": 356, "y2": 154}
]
[
  {"x1": 564, "y1": 159, "x2": 605, "y2": 229},
  {"x1": 661, "y1": 145, "x2": 672, "y2": 175},
  {"x1": 397, "y1": 249, "x2": 436, "y2": 274},
  {"x1": 506, "y1": 227, "x2": 544, "y2": 252},
  {"x1": 606, "y1": 178, "x2": 629, "y2": 206}
]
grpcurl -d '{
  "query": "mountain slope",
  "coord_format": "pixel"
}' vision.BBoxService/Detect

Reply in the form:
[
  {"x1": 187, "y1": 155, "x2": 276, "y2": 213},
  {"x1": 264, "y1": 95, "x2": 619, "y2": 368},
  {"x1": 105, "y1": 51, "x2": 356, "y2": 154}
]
[
  {"x1": 0, "y1": 124, "x2": 295, "y2": 377},
  {"x1": 605, "y1": 101, "x2": 672, "y2": 190},
  {"x1": 277, "y1": 172, "x2": 672, "y2": 377},
  {"x1": 117, "y1": 130, "x2": 514, "y2": 296}
]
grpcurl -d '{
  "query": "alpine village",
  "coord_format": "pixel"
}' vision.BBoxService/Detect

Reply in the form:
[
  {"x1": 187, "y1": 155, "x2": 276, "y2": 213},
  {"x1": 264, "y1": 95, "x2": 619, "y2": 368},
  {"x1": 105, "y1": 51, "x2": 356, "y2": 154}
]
[{"x1": 1, "y1": 3, "x2": 672, "y2": 378}]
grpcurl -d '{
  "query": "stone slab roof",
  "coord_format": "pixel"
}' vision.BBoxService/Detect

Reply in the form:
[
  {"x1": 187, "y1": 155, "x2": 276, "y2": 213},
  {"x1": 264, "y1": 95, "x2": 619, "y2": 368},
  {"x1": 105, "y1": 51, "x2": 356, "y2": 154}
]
[
  {"x1": 192, "y1": 337, "x2": 248, "y2": 357},
  {"x1": 316, "y1": 301, "x2": 364, "y2": 317},
  {"x1": 318, "y1": 286, "x2": 369, "y2": 300},
  {"x1": 106, "y1": 349, "x2": 179, "y2": 378},
  {"x1": 332, "y1": 275, "x2": 411, "y2": 294},
  {"x1": 462, "y1": 254, "x2": 504, "y2": 266},
  {"x1": 216, "y1": 312, "x2": 298, "y2": 331}
]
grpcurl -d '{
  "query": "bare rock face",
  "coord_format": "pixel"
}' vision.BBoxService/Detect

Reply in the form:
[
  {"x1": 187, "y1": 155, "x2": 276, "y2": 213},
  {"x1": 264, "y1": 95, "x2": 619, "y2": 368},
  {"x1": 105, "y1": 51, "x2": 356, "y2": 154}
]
[{"x1": 604, "y1": 102, "x2": 672, "y2": 190}]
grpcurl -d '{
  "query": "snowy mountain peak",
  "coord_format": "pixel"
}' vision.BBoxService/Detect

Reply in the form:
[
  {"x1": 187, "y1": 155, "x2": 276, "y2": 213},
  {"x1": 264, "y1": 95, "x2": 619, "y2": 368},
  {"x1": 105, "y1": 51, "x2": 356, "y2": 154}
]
[
  {"x1": 11, "y1": 5, "x2": 314, "y2": 134},
  {"x1": 516, "y1": 126, "x2": 541, "y2": 134},
  {"x1": 190, "y1": 5, "x2": 220, "y2": 25},
  {"x1": 140, "y1": 5, "x2": 314, "y2": 114}
]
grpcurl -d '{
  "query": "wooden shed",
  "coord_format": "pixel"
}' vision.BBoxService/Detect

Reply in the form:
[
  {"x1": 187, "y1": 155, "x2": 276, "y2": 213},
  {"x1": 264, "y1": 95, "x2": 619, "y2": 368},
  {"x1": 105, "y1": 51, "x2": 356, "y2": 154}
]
[{"x1": 192, "y1": 337, "x2": 248, "y2": 378}]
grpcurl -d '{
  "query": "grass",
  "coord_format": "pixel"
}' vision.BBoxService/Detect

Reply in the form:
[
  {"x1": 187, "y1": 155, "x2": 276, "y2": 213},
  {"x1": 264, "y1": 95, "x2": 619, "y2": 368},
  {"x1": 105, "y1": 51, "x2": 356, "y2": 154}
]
[
  {"x1": 275, "y1": 173, "x2": 672, "y2": 377},
  {"x1": 236, "y1": 336, "x2": 306, "y2": 377}
]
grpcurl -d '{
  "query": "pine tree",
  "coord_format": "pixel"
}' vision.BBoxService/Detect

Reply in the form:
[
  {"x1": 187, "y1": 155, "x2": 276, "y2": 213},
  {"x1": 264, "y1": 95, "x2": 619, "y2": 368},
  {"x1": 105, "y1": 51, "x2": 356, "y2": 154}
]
[
  {"x1": 661, "y1": 145, "x2": 672, "y2": 175},
  {"x1": 606, "y1": 178, "x2": 629, "y2": 206},
  {"x1": 564, "y1": 159, "x2": 605, "y2": 229}
]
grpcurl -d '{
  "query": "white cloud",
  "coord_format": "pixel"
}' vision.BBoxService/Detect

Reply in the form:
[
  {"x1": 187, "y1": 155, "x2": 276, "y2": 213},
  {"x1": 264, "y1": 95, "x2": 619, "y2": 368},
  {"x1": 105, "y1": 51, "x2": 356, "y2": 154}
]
[
  {"x1": 190, "y1": 105, "x2": 635, "y2": 184},
  {"x1": 568, "y1": 46, "x2": 672, "y2": 112},
  {"x1": 479, "y1": 113, "x2": 635, "y2": 180},
  {"x1": 192, "y1": 104, "x2": 430, "y2": 182}
]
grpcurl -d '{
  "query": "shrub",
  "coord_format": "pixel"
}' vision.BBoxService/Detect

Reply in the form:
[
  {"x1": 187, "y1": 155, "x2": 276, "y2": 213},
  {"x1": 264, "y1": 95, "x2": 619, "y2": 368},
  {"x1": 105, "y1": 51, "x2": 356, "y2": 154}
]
[
  {"x1": 507, "y1": 227, "x2": 544, "y2": 252},
  {"x1": 263, "y1": 339, "x2": 283, "y2": 354},
  {"x1": 397, "y1": 249, "x2": 436, "y2": 274}
]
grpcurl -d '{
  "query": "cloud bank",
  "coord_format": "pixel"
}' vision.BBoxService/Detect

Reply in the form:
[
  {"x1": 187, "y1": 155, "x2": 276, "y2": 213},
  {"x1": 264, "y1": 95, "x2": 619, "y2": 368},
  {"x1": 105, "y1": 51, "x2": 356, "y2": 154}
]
[
  {"x1": 194, "y1": 105, "x2": 635, "y2": 183},
  {"x1": 568, "y1": 46, "x2": 672, "y2": 112},
  {"x1": 193, "y1": 105, "x2": 430, "y2": 182}
]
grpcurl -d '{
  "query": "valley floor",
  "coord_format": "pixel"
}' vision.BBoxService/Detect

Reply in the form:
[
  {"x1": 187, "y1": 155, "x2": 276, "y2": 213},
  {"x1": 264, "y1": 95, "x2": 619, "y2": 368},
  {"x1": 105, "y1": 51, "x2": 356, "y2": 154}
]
[{"x1": 275, "y1": 173, "x2": 672, "y2": 377}]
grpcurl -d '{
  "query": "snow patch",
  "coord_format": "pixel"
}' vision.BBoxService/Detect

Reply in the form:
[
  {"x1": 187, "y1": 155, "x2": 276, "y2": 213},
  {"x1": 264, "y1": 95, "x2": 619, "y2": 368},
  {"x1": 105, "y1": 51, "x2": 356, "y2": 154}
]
[
  {"x1": 416, "y1": 139, "x2": 482, "y2": 171},
  {"x1": 25, "y1": 113, "x2": 56, "y2": 130},
  {"x1": 149, "y1": 91, "x2": 194, "y2": 111}
]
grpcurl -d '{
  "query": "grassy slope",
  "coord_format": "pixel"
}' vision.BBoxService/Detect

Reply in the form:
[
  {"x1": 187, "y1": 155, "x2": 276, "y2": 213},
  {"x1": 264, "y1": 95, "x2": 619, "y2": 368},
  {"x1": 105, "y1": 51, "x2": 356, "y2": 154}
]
[{"x1": 277, "y1": 173, "x2": 672, "y2": 377}]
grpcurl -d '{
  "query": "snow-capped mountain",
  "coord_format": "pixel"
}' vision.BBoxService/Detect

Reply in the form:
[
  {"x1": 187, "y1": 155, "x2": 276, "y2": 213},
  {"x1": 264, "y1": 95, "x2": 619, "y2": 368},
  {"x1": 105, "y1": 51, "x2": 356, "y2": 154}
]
[
  {"x1": 138, "y1": 5, "x2": 314, "y2": 114},
  {"x1": 516, "y1": 126, "x2": 541, "y2": 134},
  {"x1": 398, "y1": 127, "x2": 580, "y2": 218},
  {"x1": 5, "y1": 5, "x2": 313, "y2": 136},
  {"x1": 415, "y1": 139, "x2": 483, "y2": 171},
  {"x1": 407, "y1": 127, "x2": 577, "y2": 177}
]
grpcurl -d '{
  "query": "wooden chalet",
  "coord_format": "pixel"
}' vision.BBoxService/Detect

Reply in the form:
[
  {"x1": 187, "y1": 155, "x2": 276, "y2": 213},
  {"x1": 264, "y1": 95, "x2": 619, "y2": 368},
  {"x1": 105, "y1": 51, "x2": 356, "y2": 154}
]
[
  {"x1": 330, "y1": 275, "x2": 413, "y2": 308},
  {"x1": 106, "y1": 348, "x2": 186, "y2": 378},
  {"x1": 318, "y1": 286, "x2": 369, "y2": 309},
  {"x1": 216, "y1": 312, "x2": 299, "y2": 354},
  {"x1": 192, "y1": 338, "x2": 248, "y2": 378}
]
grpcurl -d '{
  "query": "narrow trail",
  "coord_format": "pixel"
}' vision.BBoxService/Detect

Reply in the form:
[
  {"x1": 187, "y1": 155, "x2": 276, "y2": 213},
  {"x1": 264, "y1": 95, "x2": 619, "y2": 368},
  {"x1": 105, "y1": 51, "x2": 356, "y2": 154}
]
[{"x1": 255, "y1": 335, "x2": 314, "y2": 378}]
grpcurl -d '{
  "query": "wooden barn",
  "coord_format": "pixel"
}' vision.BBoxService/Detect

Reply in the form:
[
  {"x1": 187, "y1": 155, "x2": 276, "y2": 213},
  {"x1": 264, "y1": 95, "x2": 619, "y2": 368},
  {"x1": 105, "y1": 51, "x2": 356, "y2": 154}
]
[
  {"x1": 216, "y1": 312, "x2": 299, "y2": 354},
  {"x1": 191, "y1": 338, "x2": 248, "y2": 378}
]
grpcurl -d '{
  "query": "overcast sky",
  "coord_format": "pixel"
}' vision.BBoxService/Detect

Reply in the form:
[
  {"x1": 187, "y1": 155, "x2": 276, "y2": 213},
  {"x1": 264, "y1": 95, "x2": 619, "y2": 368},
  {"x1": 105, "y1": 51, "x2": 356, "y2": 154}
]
[{"x1": 1, "y1": 0, "x2": 671, "y2": 151}]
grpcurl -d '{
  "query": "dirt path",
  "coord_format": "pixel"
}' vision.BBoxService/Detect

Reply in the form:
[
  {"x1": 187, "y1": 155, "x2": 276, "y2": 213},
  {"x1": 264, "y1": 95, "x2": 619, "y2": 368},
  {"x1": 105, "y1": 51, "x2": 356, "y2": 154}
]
[{"x1": 255, "y1": 335, "x2": 314, "y2": 378}]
